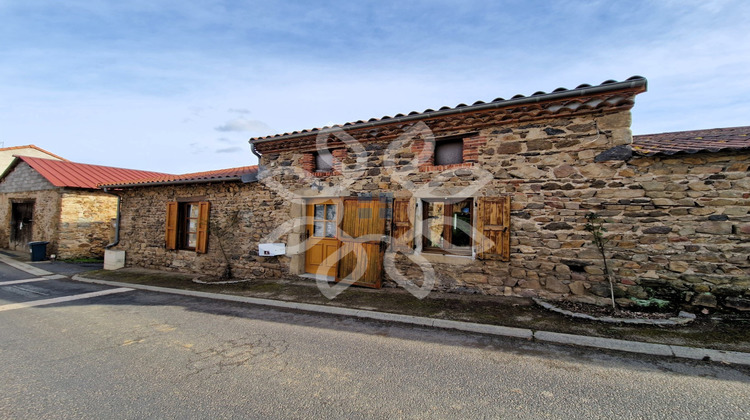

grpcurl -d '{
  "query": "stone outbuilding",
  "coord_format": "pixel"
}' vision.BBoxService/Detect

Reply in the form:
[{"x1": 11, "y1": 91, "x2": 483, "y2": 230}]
[
  {"x1": 100, "y1": 166, "x2": 284, "y2": 279},
  {"x1": 0, "y1": 156, "x2": 167, "y2": 259}
]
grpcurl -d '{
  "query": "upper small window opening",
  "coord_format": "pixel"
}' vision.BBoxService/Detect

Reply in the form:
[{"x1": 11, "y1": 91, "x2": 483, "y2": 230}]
[
  {"x1": 315, "y1": 151, "x2": 333, "y2": 172},
  {"x1": 434, "y1": 138, "x2": 464, "y2": 166}
]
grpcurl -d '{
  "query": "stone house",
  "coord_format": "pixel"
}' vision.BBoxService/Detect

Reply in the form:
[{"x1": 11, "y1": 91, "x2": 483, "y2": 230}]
[
  {"x1": 243, "y1": 75, "x2": 749, "y2": 313},
  {"x1": 0, "y1": 145, "x2": 67, "y2": 173},
  {"x1": 0, "y1": 156, "x2": 167, "y2": 259},
  {"x1": 96, "y1": 75, "x2": 748, "y2": 312},
  {"x1": 99, "y1": 166, "x2": 285, "y2": 279}
]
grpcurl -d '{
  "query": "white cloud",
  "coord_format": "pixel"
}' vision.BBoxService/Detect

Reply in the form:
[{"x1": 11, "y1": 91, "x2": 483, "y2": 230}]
[
  {"x1": 215, "y1": 146, "x2": 244, "y2": 154},
  {"x1": 214, "y1": 118, "x2": 273, "y2": 134}
]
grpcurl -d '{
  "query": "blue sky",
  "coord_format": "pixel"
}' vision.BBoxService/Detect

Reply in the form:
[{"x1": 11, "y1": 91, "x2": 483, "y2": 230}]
[{"x1": 1, "y1": 0, "x2": 749, "y2": 173}]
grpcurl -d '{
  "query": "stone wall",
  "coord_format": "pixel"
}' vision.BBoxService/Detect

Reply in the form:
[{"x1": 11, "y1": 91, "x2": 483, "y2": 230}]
[
  {"x1": 0, "y1": 162, "x2": 61, "y2": 254},
  {"x1": 0, "y1": 162, "x2": 56, "y2": 193},
  {"x1": 0, "y1": 189, "x2": 62, "y2": 254},
  {"x1": 256, "y1": 107, "x2": 750, "y2": 313},
  {"x1": 113, "y1": 181, "x2": 289, "y2": 279},
  {"x1": 56, "y1": 190, "x2": 119, "y2": 259}
]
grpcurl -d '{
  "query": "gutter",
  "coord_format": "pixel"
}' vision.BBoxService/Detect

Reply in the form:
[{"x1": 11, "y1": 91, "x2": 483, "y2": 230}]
[
  {"x1": 102, "y1": 187, "x2": 121, "y2": 249},
  {"x1": 101, "y1": 176, "x2": 256, "y2": 189},
  {"x1": 249, "y1": 77, "x2": 648, "y2": 145}
]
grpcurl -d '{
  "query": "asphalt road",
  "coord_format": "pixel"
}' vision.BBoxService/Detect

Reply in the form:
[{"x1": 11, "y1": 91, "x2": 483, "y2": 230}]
[{"x1": 1, "y1": 261, "x2": 749, "y2": 419}]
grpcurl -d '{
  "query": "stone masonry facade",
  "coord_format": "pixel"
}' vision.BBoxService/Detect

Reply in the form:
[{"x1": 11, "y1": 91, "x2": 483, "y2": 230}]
[
  {"x1": 250, "y1": 81, "x2": 750, "y2": 313},
  {"x1": 114, "y1": 181, "x2": 288, "y2": 279}
]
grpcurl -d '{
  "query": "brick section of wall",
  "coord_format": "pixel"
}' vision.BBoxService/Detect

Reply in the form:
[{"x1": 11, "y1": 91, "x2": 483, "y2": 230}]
[
  {"x1": 260, "y1": 108, "x2": 750, "y2": 312},
  {"x1": 299, "y1": 150, "x2": 347, "y2": 177},
  {"x1": 57, "y1": 190, "x2": 118, "y2": 259},
  {"x1": 411, "y1": 134, "x2": 488, "y2": 172},
  {"x1": 300, "y1": 152, "x2": 315, "y2": 173},
  {"x1": 0, "y1": 162, "x2": 55, "y2": 193},
  {"x1": 114, "y1": 182, "x2": 288, "y2": 279}
]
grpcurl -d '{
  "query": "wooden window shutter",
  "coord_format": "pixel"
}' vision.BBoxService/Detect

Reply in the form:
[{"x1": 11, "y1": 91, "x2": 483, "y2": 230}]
[
  {"x1": 165, "y1": 201, "x2": 178, "y2": 250},
  {"x1": 391, "y1": 198, "x2": 414, "y2": 252},
  {"x1": 476, "y1": 196, "x2": 511, "y2": 261},
  {"x1": 196, "y1": 201, "x2": 210, "y2": 254}
]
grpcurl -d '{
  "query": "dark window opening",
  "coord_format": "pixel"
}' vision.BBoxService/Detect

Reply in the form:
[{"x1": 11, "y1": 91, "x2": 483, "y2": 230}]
[
  {"x1": 178, "y1": 202, "x2": 200, "y2": 250},
  {"x1": 422, "y1": 198, "x2": 473, "y2": 254},
  {"x1": 315, "y1": 151, "x2": 333, "y2": 172},
  {"x1": 434, "y1": 138, "x2": 464, "y2": 166}
]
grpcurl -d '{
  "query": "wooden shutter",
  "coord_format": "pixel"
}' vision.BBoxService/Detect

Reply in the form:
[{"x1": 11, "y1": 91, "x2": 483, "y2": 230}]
[
  {"x1": 391, "y1": 198, "x2": 414, "y2": 252},
  {"x1": 196, "y1": 201, "x2": 210, "y2": 254},
  {"x1": 476, "y1": 196, "x2": 511, "y2": 261},
  {"x1": 337, "y1": 197, "x2": 386, "y2": 288},
  {"x1": 166, "y1": 201, "x2": 178, "y2": 250}
]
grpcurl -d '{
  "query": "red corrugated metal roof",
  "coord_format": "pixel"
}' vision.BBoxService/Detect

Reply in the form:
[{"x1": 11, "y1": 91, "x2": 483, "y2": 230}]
[
  {"x1": 100, "y1": 165, "x2": 258, "y2": 188},
  {"x1": 15, "y1": 156, "x2": 171, "y2": 189},
  {"x1": 633, "y1": 126, "x2": 750, "y2": 156}
]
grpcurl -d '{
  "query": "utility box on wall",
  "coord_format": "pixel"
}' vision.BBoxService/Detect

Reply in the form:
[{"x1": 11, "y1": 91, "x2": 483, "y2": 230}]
[{"x1": 259, "y1": 243, "x2": 285, "y2": 256}]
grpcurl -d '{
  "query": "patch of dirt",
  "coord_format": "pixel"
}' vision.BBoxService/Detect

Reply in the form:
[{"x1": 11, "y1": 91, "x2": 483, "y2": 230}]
[{"x1": 551, "y1": 300, "x2": 679, "y2": 320}]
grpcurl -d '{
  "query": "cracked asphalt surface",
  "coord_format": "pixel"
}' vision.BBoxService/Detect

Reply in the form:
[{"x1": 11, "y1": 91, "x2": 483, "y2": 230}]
[{"x1": 2, "y1": 266, "x2": 750, "y2": 419}]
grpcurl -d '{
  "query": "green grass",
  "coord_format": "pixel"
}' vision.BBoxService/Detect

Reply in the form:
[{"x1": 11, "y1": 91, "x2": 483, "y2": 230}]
[{"x1": 58, "y1": 257, "x2": 104, "y2": 264}]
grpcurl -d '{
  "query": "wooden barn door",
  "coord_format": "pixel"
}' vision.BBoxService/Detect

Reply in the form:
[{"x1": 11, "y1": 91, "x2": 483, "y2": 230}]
[
  {"x1": 10, "y1": 202, "x2": 34, "y2": 250},
  {"x1": 336, "y1": 196, "x2": 386, "y2": 288}
]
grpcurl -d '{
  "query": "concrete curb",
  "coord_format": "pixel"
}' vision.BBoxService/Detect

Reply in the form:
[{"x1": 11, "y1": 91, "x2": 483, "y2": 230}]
[
  {"x1": 0, "y1": 253, "x2": 54, "y2": 277},
  {"x1": 70, "y1": 274, "x2": 750, "y2": 367}
]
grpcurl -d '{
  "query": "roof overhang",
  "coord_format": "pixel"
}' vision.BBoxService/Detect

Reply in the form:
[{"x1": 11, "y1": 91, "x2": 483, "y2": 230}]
[{"x1": 249, "y1": 76, "x2": 647, "y2": 154}]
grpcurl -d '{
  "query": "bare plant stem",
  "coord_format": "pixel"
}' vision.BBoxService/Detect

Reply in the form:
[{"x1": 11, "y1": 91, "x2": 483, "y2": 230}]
[{"x1": 585, "y1": 213, "x2": 617, "y2": 311}]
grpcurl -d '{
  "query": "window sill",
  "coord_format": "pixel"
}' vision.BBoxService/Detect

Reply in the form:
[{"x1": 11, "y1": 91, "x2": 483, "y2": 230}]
[
  {"x1": 419, "y1": 251, "x2": 474, "y2": 265},
  {"x1": 418, "y1": 163, "x2": 474, "y2": 172}
]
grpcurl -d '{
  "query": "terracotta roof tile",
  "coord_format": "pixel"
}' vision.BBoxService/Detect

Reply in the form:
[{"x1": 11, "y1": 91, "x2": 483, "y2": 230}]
[
  {"x1": 100, "y1": 165, "x2": 258, "y2": 188},
  {"x1": 249, "y1": 76, "x2": 648, "y2": 144},
  {"x1": 12, "y1": 156, "x2": 170, "y2": 189},
  {"x1": 632, "y1": 126, "x2": 750, "y2": 156}
]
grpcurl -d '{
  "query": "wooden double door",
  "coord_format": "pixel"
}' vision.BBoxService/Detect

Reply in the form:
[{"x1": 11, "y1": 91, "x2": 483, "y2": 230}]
[{"x1": 304, "y1": 197, "x2": 386, "y2": 288}]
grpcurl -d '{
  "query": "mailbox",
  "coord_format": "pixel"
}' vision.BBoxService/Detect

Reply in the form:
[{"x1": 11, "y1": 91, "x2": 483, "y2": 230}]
[{"x1": 259, "y1": 243, "x2": 285, "y2": 256}]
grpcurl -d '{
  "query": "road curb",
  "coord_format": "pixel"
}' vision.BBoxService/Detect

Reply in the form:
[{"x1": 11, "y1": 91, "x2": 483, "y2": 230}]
[
  {"x1": 70, "y1": 274, "x2": 750, "y2": 366},
  {"x1": 0, "y1": 253, "x2": 54, "y2": 276}
]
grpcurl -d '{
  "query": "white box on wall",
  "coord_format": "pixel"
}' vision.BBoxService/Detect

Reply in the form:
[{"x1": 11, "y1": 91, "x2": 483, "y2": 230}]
[{"x1": 259, "y1": 243, "x2": 285, "y2": 256}]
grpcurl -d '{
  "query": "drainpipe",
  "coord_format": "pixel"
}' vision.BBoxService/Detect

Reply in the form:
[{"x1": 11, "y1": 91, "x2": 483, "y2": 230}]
[
  {"x1": 250, "y1": 143, "x2": 265, "y2": 180},
  {"x1": 251, "y1": 142, "x2": 262, "y2": 162},
  {"x1": 103, "y1": 188, "x2": 121, "y2": 249}
]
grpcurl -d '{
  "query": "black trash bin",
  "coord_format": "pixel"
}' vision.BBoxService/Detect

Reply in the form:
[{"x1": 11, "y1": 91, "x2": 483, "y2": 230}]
[{"x1": 28, "y1": 241, "x2": 49, "y2": 262}]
